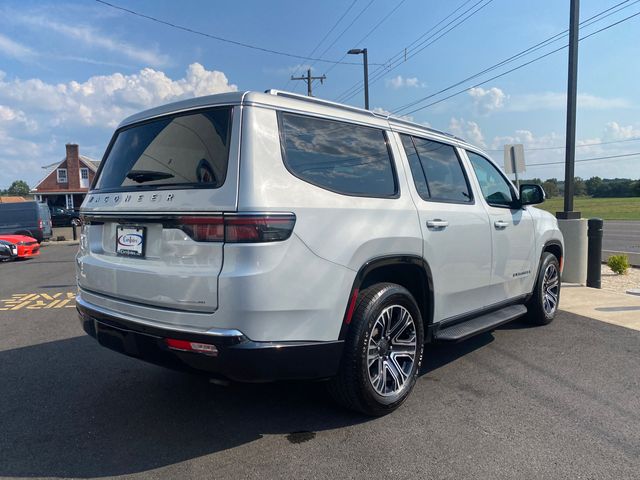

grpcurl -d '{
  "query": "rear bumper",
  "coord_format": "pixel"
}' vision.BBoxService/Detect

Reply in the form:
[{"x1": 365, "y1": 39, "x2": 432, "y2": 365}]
[{"x1": 77, "y1": 300, "x2": 343, "y2": 382}]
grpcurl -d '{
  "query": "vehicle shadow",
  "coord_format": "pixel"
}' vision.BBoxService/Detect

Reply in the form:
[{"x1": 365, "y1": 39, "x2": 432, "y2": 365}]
[{"x1": 0, "y1": 332, "x2": 494, "y2": 478}]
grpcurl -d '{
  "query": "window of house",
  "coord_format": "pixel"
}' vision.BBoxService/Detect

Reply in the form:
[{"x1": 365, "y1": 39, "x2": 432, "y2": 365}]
[
  {"x1": 400, "y1": 134, "x2": 472, "y2": 203},
  {"x1": 279, "y1": 112, "x2": 397, "y2": 197},
  {"x1": 80, "y1": 168, "x2": 89, "y2": 180},
  {"x1": 57, "y1": 168, "x2": 68, "y2": 183}
]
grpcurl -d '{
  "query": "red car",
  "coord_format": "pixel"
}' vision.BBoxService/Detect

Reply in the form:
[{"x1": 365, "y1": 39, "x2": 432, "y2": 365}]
[{"x1": 0, "y1": 235, "x2": 40, "y2": 259}]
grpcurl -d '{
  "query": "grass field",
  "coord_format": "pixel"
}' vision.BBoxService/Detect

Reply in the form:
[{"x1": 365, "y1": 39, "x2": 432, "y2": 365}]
[{"x1": 537, "y1": 196, "x2": 640, "y2": 220}]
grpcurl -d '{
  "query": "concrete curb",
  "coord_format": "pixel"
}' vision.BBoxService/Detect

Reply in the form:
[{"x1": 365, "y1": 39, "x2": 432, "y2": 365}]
[{"x1": 42, "y1": 241, "x2": 79, "y2": 246}]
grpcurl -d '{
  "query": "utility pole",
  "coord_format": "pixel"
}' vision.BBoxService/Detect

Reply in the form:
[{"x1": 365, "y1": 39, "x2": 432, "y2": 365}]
[
  {"x1": 290, "y1": 69, "x2": 326, "y2": 97},
  {"x1": 558, "y1": 0, "x2": 581, "y2": 220}
]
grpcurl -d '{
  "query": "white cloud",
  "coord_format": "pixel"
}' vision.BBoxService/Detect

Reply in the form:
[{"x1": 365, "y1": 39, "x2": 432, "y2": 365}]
[
  {"x1": 449, "y1": 117, "x2": 486, "y2": 147},
  {"x1": 386, "y1": 75, "x2": 424, "y2": 89},
  {"x1": 0, "y1": 63, "x2": 237, "y2": 189},
  {"x1": 0, "y1": 33, "x2": 35, "y2": 59},
  {"x1": 0, "y1": 105, "x2": 37, "y2": 131},
  {"x1": 12, "y1": 14, "x2": 169, "y2": 67},
  {"x1": 487, "y1": 121, "x2": 640, "y2": 180},
  {"x1": 508, "y1": 92, "x2": 630, "y2": 112},
  {"x1": 0, "y1": 63, "x2": 237, "y2": 128},
  {"x1": 468, "y1": 87, "x2": 507, "y2": 115},
  {"x1": 603, "y1": 121, "x2": 640, "y2": 140},
  {"x1": 491, "y1": 129, "x2": 564, "y2": 152}
]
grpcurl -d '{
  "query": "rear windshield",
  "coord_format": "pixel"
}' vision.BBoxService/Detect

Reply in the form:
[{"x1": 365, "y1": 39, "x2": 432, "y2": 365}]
[{"x1": 94, "y1": 107, "x2": 232, "y2": 191}]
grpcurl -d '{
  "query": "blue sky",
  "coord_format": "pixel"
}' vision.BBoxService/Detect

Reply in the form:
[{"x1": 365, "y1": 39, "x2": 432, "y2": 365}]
[{"x1": 0, "y1": 0, "x2": 639, "y2": 189}]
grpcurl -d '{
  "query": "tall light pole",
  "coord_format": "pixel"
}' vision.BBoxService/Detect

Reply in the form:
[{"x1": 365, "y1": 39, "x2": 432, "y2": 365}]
[
  {"x1": 557, "y1": 0, "x2": 587, "y2": 286},
  {"x1": 558, "y1": 0, "x2": 581, "y2": 220},
  {"x1": 347, "y1": 48, "x2": 369, "y2": 109}
]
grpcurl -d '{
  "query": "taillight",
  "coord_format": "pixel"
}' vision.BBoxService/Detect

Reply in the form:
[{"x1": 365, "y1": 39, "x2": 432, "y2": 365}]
[
  {"x1": 175, "y1": 214, "x2": 295, "y2": 243},
  {"x1": 165, "y1": 338, "x2": 218, "y2": 356},
  {"x1": 225, "y1": 215, "x2": 296, "y2": 243},
  {"x1": 38, "y1": 219, "x2": 43, "y2": 230},
  {"x1": 177, "y1": 216, "x2": 224, "y2": 242}
]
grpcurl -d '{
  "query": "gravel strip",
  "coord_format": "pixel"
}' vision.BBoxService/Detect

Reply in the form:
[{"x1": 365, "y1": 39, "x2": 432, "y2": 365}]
[{"x1": 600, "y1": 264, "x2": 640, "y2": 294}]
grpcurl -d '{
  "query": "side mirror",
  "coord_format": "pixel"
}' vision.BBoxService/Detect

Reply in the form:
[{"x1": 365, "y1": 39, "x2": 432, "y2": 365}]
[{"x1": 519, "y1": 183, "x2": 546, "y2": 206}]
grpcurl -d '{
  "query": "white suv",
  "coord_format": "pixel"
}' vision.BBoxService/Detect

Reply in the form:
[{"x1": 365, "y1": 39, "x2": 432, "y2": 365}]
[{"x1": 76, "y1": 90, "x2": 563, "y2": 415}]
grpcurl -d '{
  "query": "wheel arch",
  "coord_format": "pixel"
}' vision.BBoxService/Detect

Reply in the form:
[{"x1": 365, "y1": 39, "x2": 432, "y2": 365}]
[
  {"x1": 542, "y1": 240, "x2": 563, "y2": 271},
  {"x1": 338, "y1": 255, "x2": 434, "y2": 341}
]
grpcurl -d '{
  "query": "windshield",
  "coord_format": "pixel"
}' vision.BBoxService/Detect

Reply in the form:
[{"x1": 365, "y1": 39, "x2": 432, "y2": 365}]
[{"x1": 94, "y1": 106, "x2": 232, "y2": 191}]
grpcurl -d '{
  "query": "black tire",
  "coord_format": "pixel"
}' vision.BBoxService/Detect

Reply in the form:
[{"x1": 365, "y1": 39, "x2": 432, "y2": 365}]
[
  {"x1": 71, "y1": 218, "x2": 81, "y2": 227},
  {"x1": 328, "y1": 283, "x2": 424, "y2": 416},
  {"x1": 526, "y1": 252, "x2": 561, "y2": 325}
]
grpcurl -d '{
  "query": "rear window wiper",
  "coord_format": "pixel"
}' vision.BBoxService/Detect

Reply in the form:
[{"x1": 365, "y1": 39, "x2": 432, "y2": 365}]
[{"x1": 126, "y1": 170, "x2": 175, "y2": 183}]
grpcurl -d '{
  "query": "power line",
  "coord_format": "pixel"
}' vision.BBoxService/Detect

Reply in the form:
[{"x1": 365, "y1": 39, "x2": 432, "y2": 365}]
[
  {"x1": 334, "y1": 0, "x2": 477, "y2": 102},
  {"x1": 392, "y1": 0, "x2": 638, "y2": 114},
  {"x1": 307, "y1": 0, "x2": 359, "y2": 59},
  {"x1": 398, "y1": 9, "x2": 640, "y2": 115},
  {"x1": 318, "y1": 0, "x2": 409, "y2": 82},
  {"x1": 337, "y1": 0, "x2": 494, "y2": 102},
  {"x1": 337, "y1": 0, "x2": 494, "y2": 103},
  {"x1": 310, "y1": 0, "x2": 376, "y2": 68},
  {"x1": 284, "y1": 0, "x2": 358, "y2": 91},
  {"x1": 486, "y1": 136, "x2": 640, "y2": 152},
  {"x1": 336, "y1": 0, "x2": 480, "y2": 102},
  {"x1": 527, "y1": 151, "x2": 640, "y2": 167},
  {"x1": 95, "y1": 0, "x2": 369, "y2": 65},
  {"x1": 289, "y1": 0, "x2": 376, "y2": 93}
]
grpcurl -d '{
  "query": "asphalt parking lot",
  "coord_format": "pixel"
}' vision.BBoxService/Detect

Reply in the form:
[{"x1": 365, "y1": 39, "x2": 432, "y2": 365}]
[{"x1": 1, "y1": 245, "x2": 639, "y2": 479}]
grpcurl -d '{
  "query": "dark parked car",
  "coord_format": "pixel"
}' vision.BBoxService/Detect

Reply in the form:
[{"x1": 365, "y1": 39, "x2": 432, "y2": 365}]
[
  {"x1": 0, "y1": 239, "x2": 18, "y2": 261},
  {"x1": 0, "y1": 201, "x2": 52, "y2": 243},
  {"x1": 50, "y1": 206, "x2": 81, "y2": 227}
]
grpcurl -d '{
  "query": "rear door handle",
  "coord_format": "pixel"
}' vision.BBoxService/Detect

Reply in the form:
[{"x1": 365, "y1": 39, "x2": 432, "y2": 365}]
[
  {"x1": 426, "y1": 219, "x2": 449, "y2": 229},
  {"x1": 494, "y1": 220, "x2": 509, "y2": 229}
]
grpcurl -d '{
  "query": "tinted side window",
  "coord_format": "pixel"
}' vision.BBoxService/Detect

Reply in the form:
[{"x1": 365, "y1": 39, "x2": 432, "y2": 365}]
[
  {"x1": 400, "y1": 134, "x2": 471, "y2": 203},
  {"x1": 280, "y1": 112, "x2": 397, "y2": 197},
  {"x1": 400, "y1": 134, "x2": 430, "y2": 200},
  {"x1": 467, "y1": 151, "x2": 516, "y2": 208}
]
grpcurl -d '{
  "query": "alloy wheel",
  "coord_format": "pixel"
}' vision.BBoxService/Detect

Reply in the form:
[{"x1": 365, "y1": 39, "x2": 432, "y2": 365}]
[
  {"x1": 542, "y1": 263, "x2": 560, "y2": 315},
  {"x1": 367, "y1": 305, "x2": 417, "y2": 396}
]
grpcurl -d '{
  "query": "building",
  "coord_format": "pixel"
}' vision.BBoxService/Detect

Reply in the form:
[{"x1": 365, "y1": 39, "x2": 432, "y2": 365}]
[
  {"x1": 31, "y1": 144, "x2": 100, "y2": 210},
  {"x1": 0, "y1": 196, "x2": 29, "y2": 203}
]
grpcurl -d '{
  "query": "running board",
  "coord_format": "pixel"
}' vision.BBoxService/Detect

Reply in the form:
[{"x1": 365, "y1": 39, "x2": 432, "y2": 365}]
[{"x1": 434, "y1": 304, "x2": 528, "y2": 343}]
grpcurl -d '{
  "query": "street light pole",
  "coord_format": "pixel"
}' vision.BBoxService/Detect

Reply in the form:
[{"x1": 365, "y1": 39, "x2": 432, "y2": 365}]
[
  {"x1": 558, "y1": 0, "x2": 581, "y2": 220},
  {"x1": 362, "y1": 48, "x2": 369, "y2": 110},
  {"x1": 347, "y1": 48, "x2": 369, "y2": 110}
]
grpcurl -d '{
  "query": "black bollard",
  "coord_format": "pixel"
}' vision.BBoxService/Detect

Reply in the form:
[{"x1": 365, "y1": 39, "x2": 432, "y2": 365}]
[
  {"x1": 72, "y1": 224, "x2": 77, "y2": 241},
  {"x1": 586, "y1": 218, "x2": 603, "y2": 288}
]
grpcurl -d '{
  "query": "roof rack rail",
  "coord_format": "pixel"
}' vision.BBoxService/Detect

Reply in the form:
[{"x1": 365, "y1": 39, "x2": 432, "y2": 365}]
[
  {"x1": 387, "y1": 116, "x2": 463, "y2": 141},
  {"x1": 263, "y1": 89, "x2": 464, "y2": 142},
  {"x1": 264, "y1": 89, "x2": 377, "y2": 117}
]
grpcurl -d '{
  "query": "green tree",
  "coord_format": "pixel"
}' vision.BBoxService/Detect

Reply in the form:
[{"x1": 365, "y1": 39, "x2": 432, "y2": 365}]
[
  {"x1": 542, "y1": 178, "x2": 559, "y2": 197},
  {"x1": 573, "y1": 177, "x2": 586, "y2": 196},
  {"x1": 585, "y1": 176, "x2": 603, "y2": 196},
  {"x1": 7, "y1": 180, "x2": 30, "y2": 196}
]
